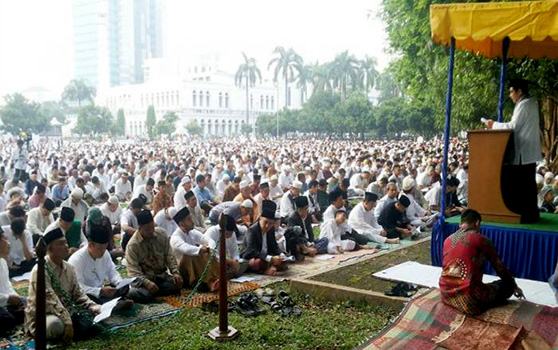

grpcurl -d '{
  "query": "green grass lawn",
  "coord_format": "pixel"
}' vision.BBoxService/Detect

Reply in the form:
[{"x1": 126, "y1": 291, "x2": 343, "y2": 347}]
[{"x1": 69, "y1": 282, "x2": 396, "y2": 350}]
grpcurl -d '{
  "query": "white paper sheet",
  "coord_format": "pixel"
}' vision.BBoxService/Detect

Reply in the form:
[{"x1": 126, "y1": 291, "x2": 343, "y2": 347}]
[
  {"x1": 93, "y1": 297, "x2": 121, "y2": 323},
  {"x1": 314, "y1": 255, "x2": 335, "y2": 261},
  {"x1": 373, "y1": 261, "x2": 558, "y2": 307},
  {"x1": 11, "y1": 272, "x2": 31, "y2": 282},
  {"x1": 230, "y1": 275, "x2": 264, "y2": 283},
  {"x1": 116, "y1": 277, "x2": 137, "y2": 289}
]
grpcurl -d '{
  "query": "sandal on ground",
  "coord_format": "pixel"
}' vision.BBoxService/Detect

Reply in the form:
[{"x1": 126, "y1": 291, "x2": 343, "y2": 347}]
[
  {"x1": 384, "y1": 282, "x2": 417, "y2": 297},
  {"x1": 261, "y1": 296, "x2": 283, "y2": 313},
  {"x1": 235, "y1": 298, "x2": 257, "y2": 317},
  {"x1": 278, "y1": 290, "x2": 301, "y2": 316}
]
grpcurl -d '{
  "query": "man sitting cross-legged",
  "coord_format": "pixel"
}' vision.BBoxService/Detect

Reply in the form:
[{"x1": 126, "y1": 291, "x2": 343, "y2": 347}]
[
  {"x1": 240, "y1": 200, "x2": 287, "y2": 276},
  {"x1": 439, "y1": 209, "x2": 525, "y2": 315},
  {"x1": 125, "y1": 210, "x2": 183, "y2": 299},
  {"x1": 319, "y1": 210, "x2": 356, "y2": 254},
  {"x1": 286, "y1": 196, "x2": 318, "y2": 260},
  {"x1": 69, "y1": 224, "x2": 149, "y2": 308},
  {"x1": 348, "y1": 192, "x2": 400, "y2": 244},
  {"x1": 26, "y1": 228, "x2": 101, "y2": 343},
  {"x1": 170, "y1": 207, "x2": 220, "y2": 292},
  {"x1": 0, "y1": 227, "x2": 26, "y2": 336},
  {"x1": 204, "y1": 214, "x2": 247, "y2": 279}
]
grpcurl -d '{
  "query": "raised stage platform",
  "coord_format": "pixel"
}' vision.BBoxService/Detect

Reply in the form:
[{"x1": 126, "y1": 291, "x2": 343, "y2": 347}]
[{"x1": 431, "y1": 213, "x2": 558, "y2": 282}]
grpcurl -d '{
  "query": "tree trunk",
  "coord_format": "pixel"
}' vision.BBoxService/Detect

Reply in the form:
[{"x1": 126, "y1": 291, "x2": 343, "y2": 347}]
[
  {"x1": 540, "y1": 96, "x2": 558, "y2": 173},
  {"x1": 246, "y1": 79, "x2": 250, "y2": 125},
  {"x1": 285, "y1": 75, "x2": 288, "y2": 109}
]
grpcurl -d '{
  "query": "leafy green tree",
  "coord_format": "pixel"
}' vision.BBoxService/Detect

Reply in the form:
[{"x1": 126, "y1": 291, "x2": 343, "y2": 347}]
[
  {"x1": 296, "y1": 63, "x2": 313, "y2": 104},
  {"x1": 331, "y1": 51, "x2": 359, "y2": 101},
  {"x1": 74, "y1": 106, "x2": 114, "y2": 135},
  {"x1": 0, "y1": 93, "x2": 49, "y2": 135},
  {"x1": 40, "y1": 101, "x2": 66, "y2": 124},
  {"x1": 240, "y1": 123, "x2": 253, "y2": 135},
  {"x1": 185, "y1": 119, "x2": 202, "y2": 136},
  {"x1": 311, "y1": 62, "x2": 334, "y2": 95},
  {"x1": 332, "y1": 93, "x2": 375, "y2": 136},
  {"x1": 235, "y1": 52, "x2": 262, "y2": 125},
  {"x1": 61, "y1": 79, "x2": 96, "y2": 107},
  {"x1": 156, "y1": 111, "x2": 179, "y2": 137},
  {"x1": 115, "y1": 109, "x2": 126, "y2": 136},
  {"x1": 146, "y1": 105, "x2": 157, "y2": 139},
  {"x1": 268, "y1": 46, "x2": 302, "y2": 108}
]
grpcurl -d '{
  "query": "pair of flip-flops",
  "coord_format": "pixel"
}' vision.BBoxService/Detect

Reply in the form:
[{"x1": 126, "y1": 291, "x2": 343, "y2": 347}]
[
  {"x1": 384, "y1": 282, "x2": 418, "y2": 297},
  {"x1": 261, "y1": 290, "x2": 302, "y2": 317},
  {"x1": 233, "y1": 293, "x2": 266, "y2": 317}
]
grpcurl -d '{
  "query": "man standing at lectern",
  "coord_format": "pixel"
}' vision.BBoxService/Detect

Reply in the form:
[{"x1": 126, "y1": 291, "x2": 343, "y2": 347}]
[{"x1": 485, "y1": 79, "x2": 542, "y2": 222}]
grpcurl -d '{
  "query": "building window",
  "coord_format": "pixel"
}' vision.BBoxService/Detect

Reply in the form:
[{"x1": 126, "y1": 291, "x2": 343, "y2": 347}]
[
  {"x1": 206, "y1": 91, "x2": 210, "y2": 107},
  {"x1": 199, "y1": 90, "x2": 204, "y2": 107},
  {"x1": 260, "y1": 95, "x2": 264, "y2": 109},
  {"x1": 250, "y1": 94, "x2": 253, "y2": 110},
  {"x1": 193, "y1": 91, "x2": 197, "y2": 107},
  {"x1": 271, "y1": 96, "x2": 275, "y2": 110},
  {"x1": 265, "y1": 96, "x2": 269, "y2": 110},
  {"x1": 219, "y1": 93, "x2": 222, "y2": 108},
  {"x1": 225, "y1": 93, "x2": 229, "y2": 108}
]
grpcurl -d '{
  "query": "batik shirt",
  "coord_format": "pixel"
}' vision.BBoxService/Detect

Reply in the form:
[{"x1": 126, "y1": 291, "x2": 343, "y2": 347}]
[{"x1": 439, "y1": 228, "x2": 515, "y2": 315}]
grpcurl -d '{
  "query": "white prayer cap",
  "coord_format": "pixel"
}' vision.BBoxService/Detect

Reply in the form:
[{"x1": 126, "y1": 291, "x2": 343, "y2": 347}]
[
  {"x1": 536, "y1": 174, "x2": 544, "y2": 185},
  {"x1": 167, "y1": 207, "x2": 178, "y2": 219},
  {"x1": 293, "y1": 181, "x2": 303, "y2": 190},
  {"x1": 241, "y1": 199, "x2": 253, "y2": 208},
  {"x1": 304, "y1": 166, "x2": 312, "y2": 171},
  {"x1": 544, "y1": 172, "x2": 554, "y2": 180},
  {"x1": 270, "y1": 175, "x2": 278, "y2": 181},
  {"x1": 402, "y1": 177, "x2": 416, "y2": 191},
  {"x1": 108, "y1": 196, "x2": 119, "y2": 205},
  {"x1": 71, "y1": 188, "x2": 84, "y2": 199},
  {"x1": 223, "y1": 176, "x2": 230, "y2": 182},
  {"x1": 334, "y1": 172, "x2": 342, "y2": 180},
  {"x1": 283, "y1": 165, "x2": 291, "y2": 172},
  {"x1": 362, "y1": 166, "x2": 371, "y2": 173},
  {"x1": 83, "y1": 171, "x2": 91, "y2": 177},
  {"x1": 181, "y1": 176, "x2": 192, "y2": 185},
  {"x1": 240, "y1": 180, "x2": 250, "y2": 190}
]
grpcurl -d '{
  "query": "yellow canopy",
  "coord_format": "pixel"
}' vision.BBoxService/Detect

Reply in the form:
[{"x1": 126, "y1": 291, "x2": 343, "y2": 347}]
[{"x1": 430, "y1": 1, "x2": 558, "y2": 59}]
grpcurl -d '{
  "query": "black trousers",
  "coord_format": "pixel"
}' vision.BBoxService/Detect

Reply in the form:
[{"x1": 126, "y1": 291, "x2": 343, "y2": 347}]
[
  {"x1": 0, "y1": 305, "x2": 24, "y2": 335},
  {"x1": 502, "y1": 163, "x2": 539, "y2": 223},
  {"x1": 341, "y1": 230, "x2": 373, "y2": 249},
  {"x1": 8, "y1": 258, "x2": 36, "y2": 278},
  {"x1": 87, "y1": 285, "x2": 152, "y2": 305},
  {"x1": 484, "y1": 279, "x2": 515, "y2": 310}
]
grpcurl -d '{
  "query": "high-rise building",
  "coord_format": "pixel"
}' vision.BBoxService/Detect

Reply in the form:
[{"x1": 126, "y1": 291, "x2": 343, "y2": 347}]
[{"x1": 72, "y1": 0, "x2": 162, "y2": 89}]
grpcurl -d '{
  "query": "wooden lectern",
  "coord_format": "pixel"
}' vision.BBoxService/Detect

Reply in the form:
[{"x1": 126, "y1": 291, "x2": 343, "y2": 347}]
[{"x1": 468, "y1": 130, "x2": 521, "y2": 224}]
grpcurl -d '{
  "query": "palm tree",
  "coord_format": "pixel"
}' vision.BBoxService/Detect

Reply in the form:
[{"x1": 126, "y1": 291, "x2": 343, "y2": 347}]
[
  {"x1": 61, "y1": 79, "x2": 96, "y2": 107},
  {"x1": 359, "y1": 56, "x2": 379, "y2": 97},
  {"x1": 311, "y1": 62, "x2": 334, "y2": 95},
  {"x1": 235, "y1": 52, "x2": 262, "y2": 125},
  {"x1": 295, "y1": 63, "x2": 313, "y2": 104},
  {"x1": 268, "y1": 46, "x2": 302, "y2": 108},
  {"x1": 331, "y1": 51, "x2": 359, "y2": 101}
]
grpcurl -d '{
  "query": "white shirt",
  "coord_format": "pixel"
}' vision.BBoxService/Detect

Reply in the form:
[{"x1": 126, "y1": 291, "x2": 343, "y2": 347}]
[
  {"x1": 132, "y1": 184, "x2": 153, "y2": 204},
  {"x1": 153, "y1": 210, "x2": 178, "y2": 237},
  {"x1": 0, "y1": 258, "x2": 17, "y2": 307},
  {"x1": 403, "y1": 193, "x2": 426, "y2": 220},
  {"x1": 133, "y1": 175, "x2": 148, "y2": 190},
  {"x1": 115, "y1": 179, "x2": 132, "y2": 198},
  {"x1": 493, "y1": 97, "x2": 543, "y2": 165},
  {"x1": 204, "y1": 225, "x2": 240, "y2": 262},
  {"x1": 85, "y1": 182, "x2": 109, "y2": 200},
  {"x1": 1, "y1": 225, "x2": 33, "y2": 265},
  {"x1": 170, "y1": 227, "x2": 213, "y2": 258},
  {"x1": 68, "y1": 246, "x2": 122, "y2": 298},
  {"x1": 348, "y1": 202, "x2": 385, "y2": 243},
  {"x1": 27, "y1": 207, "x2": 54, "y2": 237},
  {"x1": 280, "y1": 192, "x2": 296, "y2": 218},
  {"x1": 44, "y1": 220, "x2": 88, "y2": 248},
  {"x1": 216, "y1": 179, "x2": 229, "y2": 199},
  {"x1": 322, "y1": 205, "x2": 351, "y2": 232},
  {"x1": 120, "y1": 209, "x2": 138, "y2": 231},
  {"x1": 319, "y1": 219, "x2": 345, "y2": 249},
  {"x1": 60, "y1": 198, "x2": 89, "y2": 223},
  {"x1": 269, "y1": 184, "x2": 283, "y2": 204},
  {"x1": 173, "y1": 186, "x2": 187, "y2": 210},
  {"x1": 12, "y1": 147, "x2": 28, "y2": 170},
  {"x1": 279, "y1": 172, "x2": 294, "y2": 188},
  {"x1": 100, "y1": 203, "x2": 123, "y2": 225}
]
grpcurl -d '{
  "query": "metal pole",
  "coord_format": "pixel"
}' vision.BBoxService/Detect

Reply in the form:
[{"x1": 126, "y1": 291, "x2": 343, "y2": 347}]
[
  {"x1": 497, "y1": 37, "x2": 511, "y2": 122},
  {"x1": 208, "y1": 215, "x2": 239, "y2": 341},
  {"x1": 35, "y1": 238, "x2": 47, "y2": 350},
  {"x1": 440, "y1": 37, "x2": 456, "y2": 224}
]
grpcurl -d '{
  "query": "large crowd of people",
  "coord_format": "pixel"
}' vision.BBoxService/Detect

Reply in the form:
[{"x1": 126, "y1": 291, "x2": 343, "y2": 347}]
[{"x1": 0, "y1": 134, "x2": 556, "y2": 342}]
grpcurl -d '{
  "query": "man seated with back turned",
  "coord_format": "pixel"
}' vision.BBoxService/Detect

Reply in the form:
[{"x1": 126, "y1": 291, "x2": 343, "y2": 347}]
[{"x1": 439, "y1": 209, "x2": 524, "y2": 315}]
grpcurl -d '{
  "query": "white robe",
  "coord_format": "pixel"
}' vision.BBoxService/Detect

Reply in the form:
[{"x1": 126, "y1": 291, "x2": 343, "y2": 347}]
[{"x1": 348, "y1": 202, "x2": 386, "y2": 243}]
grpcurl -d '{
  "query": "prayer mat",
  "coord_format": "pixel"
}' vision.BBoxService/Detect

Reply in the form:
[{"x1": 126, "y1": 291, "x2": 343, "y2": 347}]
[
  {"x1": 358, "y1": 288, "x2": 558, "y2": 350},
  {"x1": 161, "y1": 281, "x2": 261, "y2": 308}
]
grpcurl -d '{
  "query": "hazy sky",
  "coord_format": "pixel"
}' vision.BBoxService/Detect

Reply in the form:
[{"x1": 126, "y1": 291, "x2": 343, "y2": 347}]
[{"x1": 0, "y1": 0, "x2": 392, "y2": 99}]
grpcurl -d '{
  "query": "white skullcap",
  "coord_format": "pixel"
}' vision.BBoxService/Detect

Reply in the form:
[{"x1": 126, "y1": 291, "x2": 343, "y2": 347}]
[
  {"x1": 402, "y1": 177, "x2": 416, "y2": 191},
  {"x1": 167, "y1": 207, "x2": 178, "y2": 219},
  {"x1": 241, "y1": 199, "x2": 253, "y2": 208},
  {"x1": 270, "y1": 175, "x2": 278, "y2": 181},
  {"x1": 71, "y1": 188, "x2": 84, "y2": 199},
  {"x1": 181, "y1": 176, "x2": 192, "y2": 185},
  {"x1": 293, "y1": 181, "x2": 303, "y2": 190},
  {"x1": 108, "y1": 196, "x2": 119, "y2": 205},
  {"x1": 544, "y1": 172, "x2": 554, "y2": 180},
  {"x1": 239, "y1": 180, "x2": 250, "y2": 190}
]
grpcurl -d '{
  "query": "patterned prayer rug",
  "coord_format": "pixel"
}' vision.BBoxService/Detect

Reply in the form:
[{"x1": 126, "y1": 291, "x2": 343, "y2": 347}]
[
  {"x1": 160, "y1": 281, "x2": 261, "y2": 308},
  {"x1": 358, "y1": 288, "x2": 558, "y2": 350}
]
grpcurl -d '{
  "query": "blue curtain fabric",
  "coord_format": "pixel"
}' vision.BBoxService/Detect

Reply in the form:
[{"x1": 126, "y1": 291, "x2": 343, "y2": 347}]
[{"x1": 431, "y1": 221, "x2": 558, "y2": 282}]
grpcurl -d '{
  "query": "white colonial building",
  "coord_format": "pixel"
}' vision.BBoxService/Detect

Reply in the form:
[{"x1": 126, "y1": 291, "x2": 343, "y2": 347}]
[{"x1": 98, "y1": 56, "x2": 306, "y2": 137}]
